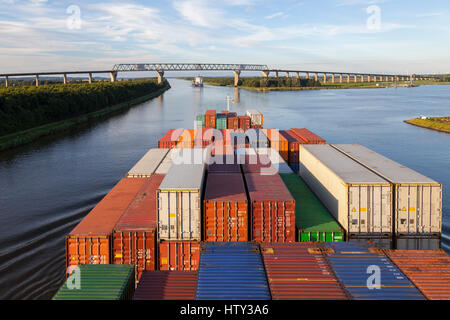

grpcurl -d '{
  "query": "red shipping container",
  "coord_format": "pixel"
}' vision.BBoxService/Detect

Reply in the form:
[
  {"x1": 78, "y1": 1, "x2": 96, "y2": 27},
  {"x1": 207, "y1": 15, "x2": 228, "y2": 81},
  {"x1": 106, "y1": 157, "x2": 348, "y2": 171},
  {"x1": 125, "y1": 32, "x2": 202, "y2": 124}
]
[
  {"x1": 261, "y1": 243, "x2": 348, "y2": 300},
  {"x1": 291, "y1": 128, "x2": 326, "y2": 144},
  {"x1": 204, "y1": 173, "x2": 248, "y2": 241},
  {"x1": 241, "y1": 154, "x2": 273, "y2": 174},
  {"x1": 66, "y1": 178, "x2": 147, "y2": 270},
  {"x1": 211, "y1": 144, "x2": 234, "y2": 156},
  {"x1": 205, "y1": 110, "x2": 216, "y2": 128},
  {"x1": 280, "y1": 130, "x2": 305, "y2": 164},
  {"x1": 208, "y1": 154, "x2": 240, "y2": 173},
  {"x1": 177, "y1": 129, "x2": 195, "y2": 148},
  {"x1": 194, "y1": 128, "x2": 214, "y2": 147},
  {"x1": 133, "y1": 271, "x2": 198, "y2": 300},
  {"x1": 262, "y1": 129, "x2": 289, "y2": 162},
  {"x1": 113, "y1": 174, "x2": 165, "y2": 282},
  {"x1": 158, "y1": 129, "x2": 184, "y2": 149},
  {"x1": 244, "y1": 173, "x2": 296, "y2": 242},
  {"x1": 238, "y1": 116, "x2": 251, "y2": 131},
  {"x1": 227, "y1": 116, "x2": 239, "y2": 130},
  {"x1": 158, "y1": 240, "x2": 200, "y2": 271}
]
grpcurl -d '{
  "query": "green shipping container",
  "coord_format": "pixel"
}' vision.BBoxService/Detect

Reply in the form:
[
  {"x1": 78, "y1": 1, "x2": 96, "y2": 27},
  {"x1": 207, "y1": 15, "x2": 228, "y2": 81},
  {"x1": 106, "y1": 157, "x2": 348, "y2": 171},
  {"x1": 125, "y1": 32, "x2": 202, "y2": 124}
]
[
  {"x1": 196, "y1": 114, "x2": 205, "y2": 128},
  {"x1": 279, "y1": 173, "x2": 344, "y2": 242},
  {"x1": 216, "y1": 114, "x2": 228, "y2": 129},
  {"x1": 53, "y1": 264, "x2": 135, "y2": 300}
]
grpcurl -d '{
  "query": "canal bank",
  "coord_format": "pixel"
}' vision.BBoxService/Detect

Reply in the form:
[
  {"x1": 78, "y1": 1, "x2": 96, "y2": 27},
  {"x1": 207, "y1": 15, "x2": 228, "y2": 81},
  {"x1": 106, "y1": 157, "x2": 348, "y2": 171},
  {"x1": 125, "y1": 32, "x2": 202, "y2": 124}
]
[
  {"x1": 0, "y1": 81, "x2": 171, "y2": 151},
  {"x1": 404, "y1": 117, "x2": 450, "y2": 134}
]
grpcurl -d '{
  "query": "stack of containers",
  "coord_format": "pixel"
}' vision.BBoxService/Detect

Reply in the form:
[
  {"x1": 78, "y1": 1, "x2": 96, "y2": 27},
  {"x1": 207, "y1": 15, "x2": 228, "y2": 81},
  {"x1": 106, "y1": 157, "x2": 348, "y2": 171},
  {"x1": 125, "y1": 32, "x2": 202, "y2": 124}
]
[
  {"x1": 238, "y1": 115, "x2": 251, "y2": 131},
  {"x1": 158, "y1": 129, "x2": 183, "y2": 149},
  {"x1": 384, "y1": 250, "x2": 450, "y2": 300},
  {"x1": 204, "y1": 162, "x2": 248, "y2": 241},
  {"x1": 195, "y1": 114, "x2": 205, "y2": 129},
  {"x1": 230, "y1": 131, "x2": 248, "y2": 149},
  {"x1": 216, "y1": 113, "x2": 228, "y2": 129},
  {"x1": 278, "y1": 173, "x2": 344, "y2": 242},
  {"x1": 194, "y1": 128, "x2": 213, "y2": 148},
  {"x1": 279, "y1": 130, "x2": 303, "y2": 170},
  {"x1": 291, "y1": 128, "x2": 326, "y2": 144},
  {"x1": 157, "y1": 161, "x2": 205, "y2": 271},
  {"x1": 248, "y1": 129, "x2": 269, "y2": 149},
  {"x1": 66, "y1": 178, "x2": 147, "y2": 269},
  {"x1": 227, "y1": 112, "x2": 239, "y2": 130},
  {"x1": 195, "y1": 242, "x2": 271, "y2": 300},
  {"x1": 242, "y1": 166, "x2": 296, "y2": 242},
  {"x1": 154, "y1": 149, "x2": 178, "y2": 175},
  {"x1": 332, "y1": 144, "x2": 442, "y2": 240},
  {"x1": 260, "y1": 243, "x2": 348, "y2": 300},
  {"x1": 133, "y1": 271, "x2": 198, "y2": 300},
  {"x1": 204, "y1": 110, "x2": 216, "y2": 129},
  {"x1": 324, "y1": 242, "x2": 425, "y2": 300},
  {"x1": 112, "y1": 174, "x2": 165, "y2": 283},
  {"x1": 299, "y1": 145, "x2": 393, "y2": 239},
  {"x1": 177, "y1": 129, "x2": 195, "y2": 148},
  {"x1": 254, "y1": 148, "x2": 293, "y2": 174},
  {"x1": 246, "y1": 109, "x2": 263, "y2": 128},
  {"x1": 126, "y1": 148, "x2": 168, "y2": 178},
  {"x1": 53, "y1": 265, "x2": 135, "y2": 300},
  {"x1": 262, "y1": 129, "x2": 289, "y2": 162}
]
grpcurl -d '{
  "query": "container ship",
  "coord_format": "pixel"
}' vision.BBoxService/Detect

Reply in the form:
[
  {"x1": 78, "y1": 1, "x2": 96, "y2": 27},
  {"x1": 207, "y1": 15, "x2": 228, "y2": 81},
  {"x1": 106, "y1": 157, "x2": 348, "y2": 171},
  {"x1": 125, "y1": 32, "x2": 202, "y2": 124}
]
[
  {"x1": 192, "y1": 76, "x2": 203, "y2": 87},
  {"x1": 54, "y1": 109, "x2": 449, "y2": 301}
]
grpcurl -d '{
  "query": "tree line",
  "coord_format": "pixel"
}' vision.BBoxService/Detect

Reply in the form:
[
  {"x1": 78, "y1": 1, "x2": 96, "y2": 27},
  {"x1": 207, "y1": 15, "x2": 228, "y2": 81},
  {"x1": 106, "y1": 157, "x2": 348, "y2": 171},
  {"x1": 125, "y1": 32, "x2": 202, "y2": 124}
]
[{"x1": 200, "y1": 77, "x2": 321, "y2": 88}]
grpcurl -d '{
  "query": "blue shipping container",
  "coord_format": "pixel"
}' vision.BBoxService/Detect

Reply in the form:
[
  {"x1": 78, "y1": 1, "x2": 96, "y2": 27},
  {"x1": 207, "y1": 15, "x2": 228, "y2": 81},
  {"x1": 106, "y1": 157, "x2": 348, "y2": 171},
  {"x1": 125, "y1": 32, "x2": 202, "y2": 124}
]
[
  {"x1": 196, "y1": 242, "x2": 271, "y2": 300},
  {"x1": 324, "y1": 242, "x2": 425, "y2": 300}
]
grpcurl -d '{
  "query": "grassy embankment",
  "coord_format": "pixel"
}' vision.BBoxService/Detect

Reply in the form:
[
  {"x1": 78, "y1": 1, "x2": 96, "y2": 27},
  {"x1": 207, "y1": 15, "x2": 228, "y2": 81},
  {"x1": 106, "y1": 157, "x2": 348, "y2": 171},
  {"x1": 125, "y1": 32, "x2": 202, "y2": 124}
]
[
  {"x1": 0, "y1": 79, "x2": 170, "y2": 151},
  {"x1": 404, "y1": 117, "x2": 450, "y2": 134}
]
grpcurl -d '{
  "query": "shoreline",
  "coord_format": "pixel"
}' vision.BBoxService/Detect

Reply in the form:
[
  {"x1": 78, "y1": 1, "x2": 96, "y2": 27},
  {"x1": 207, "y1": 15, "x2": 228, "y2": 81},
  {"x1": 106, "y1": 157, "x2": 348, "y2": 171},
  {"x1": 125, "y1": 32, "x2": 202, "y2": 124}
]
[
  {"x1": 0, "y1": 83, "x2": 171, "y2": 151},
  {"x1": 404, "y1": 118, "x2": 450, "y2": 134}
]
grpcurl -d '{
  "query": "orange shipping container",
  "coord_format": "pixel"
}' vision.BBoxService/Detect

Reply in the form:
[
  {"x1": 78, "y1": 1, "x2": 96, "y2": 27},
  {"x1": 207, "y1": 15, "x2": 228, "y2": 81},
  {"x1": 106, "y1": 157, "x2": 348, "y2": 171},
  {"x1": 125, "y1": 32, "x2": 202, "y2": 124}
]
[
  {"x1": 113, "y1": 174, "x2": 165, "y2": 282},
  {"x1": 262, "y1": 129, "x2": 289, "y2": 162},
  {"x1": 291, "y1": 128, "x2": 326, "y2": 144},
  {"x1": 205, "y1": 110, "x2": 216, "y2": 129},
  {"x1": 158, "y1": 240, "x2": 200, "y2": 271},
  {"x1": 238, "y1": 116, "x2": 251, "y2": 131},
  {"x1": 204, "y1": 173, "x2": 248, "y2": 241},
  {"x1": 66, "y1": 178, "x2": 147, "y2": 270},
  {"x1": 177, "y1": 129, "x2": 195, "y2": 148}
]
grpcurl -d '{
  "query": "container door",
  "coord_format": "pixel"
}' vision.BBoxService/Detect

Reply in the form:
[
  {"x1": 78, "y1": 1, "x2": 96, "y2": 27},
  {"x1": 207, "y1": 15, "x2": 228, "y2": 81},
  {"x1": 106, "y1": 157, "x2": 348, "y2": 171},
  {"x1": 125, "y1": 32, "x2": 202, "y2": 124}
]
[
  {"x1": 348, "y1": 186, "x2": 368, "y2": 234},
  {"x1": 370, "y1": 185, "x2": 392, "y2": 234},
  {"x1": 396, "y1": 185, "x2": 418, "y2": 235},
  {"x1": 158, "y1": 191, "x2": 171, "y2": 239},
  {"x1": 417, "y1": 185, "x2": 442, "y2": 235}
]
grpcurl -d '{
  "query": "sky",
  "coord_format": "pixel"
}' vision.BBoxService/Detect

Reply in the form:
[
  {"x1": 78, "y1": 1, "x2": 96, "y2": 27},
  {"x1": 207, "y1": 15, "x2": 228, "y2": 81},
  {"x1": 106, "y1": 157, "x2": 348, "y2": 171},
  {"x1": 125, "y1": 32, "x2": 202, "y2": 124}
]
[{"x1": 0, "y1": 0, "x2": 450, "y2": 75}]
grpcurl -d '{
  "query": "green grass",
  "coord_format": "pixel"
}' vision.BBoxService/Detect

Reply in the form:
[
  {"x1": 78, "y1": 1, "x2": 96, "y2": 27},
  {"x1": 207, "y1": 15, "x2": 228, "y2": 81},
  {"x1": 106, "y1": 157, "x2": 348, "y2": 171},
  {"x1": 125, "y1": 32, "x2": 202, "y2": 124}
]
[{"x1": 404, "y1": 117, "x2": 450, "y2": 133}]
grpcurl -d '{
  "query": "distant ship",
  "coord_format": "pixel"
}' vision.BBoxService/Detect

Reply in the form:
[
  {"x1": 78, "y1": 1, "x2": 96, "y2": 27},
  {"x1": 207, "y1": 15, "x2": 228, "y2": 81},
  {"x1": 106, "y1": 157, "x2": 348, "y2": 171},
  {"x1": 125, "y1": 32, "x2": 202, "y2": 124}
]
[{"x1": 192, "y1": 76, "x2": 203, "y2": 87}]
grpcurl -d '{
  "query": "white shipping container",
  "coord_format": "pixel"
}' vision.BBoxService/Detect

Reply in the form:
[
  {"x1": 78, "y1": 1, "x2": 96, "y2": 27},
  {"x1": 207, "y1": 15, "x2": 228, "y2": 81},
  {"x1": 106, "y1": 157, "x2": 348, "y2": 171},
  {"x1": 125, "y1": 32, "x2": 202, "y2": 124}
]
[
  {"x1": 246, "y1": 109, "x2": 263, "y2": 126},
  {"x1": 332, "y1": 144, "x2": 442, "y2": 237},
  {"x1": 157, "y1": 162, "x2": 205, "y2": 241},
  {"x1": 127, "y1": 148, "x2": 169, "y2": 177},
  {"x1": 154, "y1": 149, "x2": 179, "y2": 175},
  {"x1": 299, "y1": 145, "x2": 393, "y2": 238},
  {"x1": 255, "y1": 148, "x2": 293, "y2": 174}
]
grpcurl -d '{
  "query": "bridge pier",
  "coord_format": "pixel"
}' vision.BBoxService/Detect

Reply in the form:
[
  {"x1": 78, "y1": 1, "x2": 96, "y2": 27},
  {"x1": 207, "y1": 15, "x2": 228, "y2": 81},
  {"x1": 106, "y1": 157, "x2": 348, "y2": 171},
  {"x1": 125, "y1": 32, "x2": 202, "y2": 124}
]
[
  {"x1": 35, "y1": 75, "x2": 39, "y2": 87},
  {"x1": 296, "y1": 72, "x2": 300, "y2": 79},
  {"x1": 347, "y1": 75, "x2": 350, "y2": 83},
  {"x1": 323, "y1": 74, "x2": 327, "y2": 83},
  {"x1": 233, "y1": 70, "x2": 240, "y2": 87},
  {"x1": 275, "y1": 71, "x2": 279, "y2": 78},
  {"x1": 315, "y1": 73, "x2": 318, "y2": 82},
  {"x1": 110, "y1": 71, "x2": 117, "y2": 82},
  {"x1": 331, "y1": 74, "x2": 335, "y2": 83},
  {"x1": 4, "y1": 76, "x2": 8, "y2": 87},
  {"x1": 88, "y1": 73, "x2": 93, "y2": 84},
  {"x1": 63, "y1": 74, "x2": 67, "y2": 85},
  {"x1": 305, "y1": 73, "x2": 309, "y2": 79},
  {"x1": 360, "y1": 75, "x2": 364, "y2": 83},
  {"x1": 157, "y1": 71, "x2": 165, "y2": 84},
  {"x1": 285, "y1": 72, "x2": 289, "y2": 78},
  {"x1": 339, "y1": 74, "x2": 343, "y2": 83},
  {"x1": 262, "y1": 71, "x2": 270, "y2": 78}
]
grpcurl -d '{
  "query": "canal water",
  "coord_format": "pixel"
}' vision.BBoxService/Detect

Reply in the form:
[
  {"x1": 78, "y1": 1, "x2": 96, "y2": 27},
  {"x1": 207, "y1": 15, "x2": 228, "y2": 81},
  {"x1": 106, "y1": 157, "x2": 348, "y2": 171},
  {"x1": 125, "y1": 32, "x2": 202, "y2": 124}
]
[{"x1": 0, "y1": 79, "x2": 449, "y2": 299}]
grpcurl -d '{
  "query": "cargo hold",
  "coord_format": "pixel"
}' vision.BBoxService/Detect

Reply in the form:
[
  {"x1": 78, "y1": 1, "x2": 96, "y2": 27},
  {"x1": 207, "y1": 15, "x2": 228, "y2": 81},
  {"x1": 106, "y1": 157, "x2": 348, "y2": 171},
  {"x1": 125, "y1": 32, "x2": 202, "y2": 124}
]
[{"x1": 299, "y1": 145, "x2": 393, "y2": 238}]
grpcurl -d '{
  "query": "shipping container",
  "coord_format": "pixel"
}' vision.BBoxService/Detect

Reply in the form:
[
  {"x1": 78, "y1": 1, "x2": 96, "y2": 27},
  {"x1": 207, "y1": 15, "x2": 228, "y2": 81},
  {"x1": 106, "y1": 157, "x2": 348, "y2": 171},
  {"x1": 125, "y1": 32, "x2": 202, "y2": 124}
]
[
  {"x1": 154, "y1": 148, "x2": 178, "y2": 175},
  {"x1": 227, "y1": 114, "x2": 239, "y2": 130},
  {"x1": 216, "y1": 113, "x2": 228, "y2": 129},
  {"x1": 280, "y1": 130, "x2": 303, "y2": 164},
  {"x1": 133, "y1": 271, "x2": 198, "y2": 300},
  {"x1": 230, "y1": 131, "x2": 248, "y2": 149},
  {"x1": 126, "y1": 148, "x2": 168, "y2": 178},
  {"x1": 53, "y1": 264, "x2": 135, "y2": 300},
  {"x1": 158, "y1": 240, "x2": 200, "y2": 271},
  {"x1": 196, "y1": 114, "x2": 205, "y2": 129},
  {"x1": 113, "y1": 174, "x2": 165, "y2": 282},
  {"x1": 194, "y1": 128, "x2": 213, "y2": 147},
  {"x1": 299, "y1": 145, "x2": 393, "y2": 238},
  {"x1": 324, "y1": 242, "x2": 425, "y2": 300},
  {"x1": 385, "y1": 250, "x2": 450, "y2": 300},
  {"x1": 395, "y1": 237, "x2": 441, "y2": 250},
  {"x1": 204, "y1": 173, "x2": 248, "y2": 241},
  {"x1": 158, "y1": 129, "x2": 183, "y2": 149},
  {"x1": 238, "y1": 116, "x2": 251, "y2": 131},
  {"x1": 291, "y1": 128, "x2": 326, "y2": 144},
  {"x1": 262, "y1": 129, "x2": 289, "y2": 162},
  {"x1": 260, "y1": 243, "x2": 348, "y2": 300},
  {"x1": 244, "y1": 173, "x2": 296, "y2": 242},
  {"x1": 279, "y1": 173, "x2": 344, "y2": 242},
  {"x1": 241, "y1": 153, "x2": 274, "y2": 175},
  {"x1": 205, "y1": 110, "x2": 216, "y2": 128},
  {"x1": 176, "y1": 129, "x2": 195, "y2": 148},
  {"x1": 66, "y1": 178, "x2": 147, "y2": 269},
  {"x1": 247, "y1": 128, "x2": 269, "y2": 148},
  {"x1": 211, "y1": 144, "x2": 234, "y2": 156},
  {"x1": 332, "y1": 144, "x2": 442, "y2": 237},
  {"x1": 255, "y1": 148, "x2": 293, "y2": 174},
  {"x1": 196, "y1": 242, "x2": 271, "y2": 300},
  {"x1": 207, "y1": 154, "x2": 241, "y2": 173},
  {"x1": 246, "y1": 109, "x2": 263, "y2": 127},
  {"x1": 157, "y1": 163, "x2": 205, "y2": 240}
]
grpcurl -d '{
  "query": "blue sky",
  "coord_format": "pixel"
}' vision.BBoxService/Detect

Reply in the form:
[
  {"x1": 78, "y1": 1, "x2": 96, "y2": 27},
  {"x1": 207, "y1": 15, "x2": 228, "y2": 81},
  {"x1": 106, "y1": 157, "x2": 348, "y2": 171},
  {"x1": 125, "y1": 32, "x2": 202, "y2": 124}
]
[{"x1": 1, "y1": 0, "x2": 449, "y2": 74}]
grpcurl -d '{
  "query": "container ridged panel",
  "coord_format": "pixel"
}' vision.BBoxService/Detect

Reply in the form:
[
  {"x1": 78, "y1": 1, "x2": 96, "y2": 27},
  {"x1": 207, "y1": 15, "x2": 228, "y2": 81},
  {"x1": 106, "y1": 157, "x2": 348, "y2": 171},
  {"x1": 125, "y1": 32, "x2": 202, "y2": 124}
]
[
  {"x1": 324, "y1": 242, "x2": 425, "y2": 300},
  {"x1": 196, "y1": 242, "x2": 271, "y2": 300}
]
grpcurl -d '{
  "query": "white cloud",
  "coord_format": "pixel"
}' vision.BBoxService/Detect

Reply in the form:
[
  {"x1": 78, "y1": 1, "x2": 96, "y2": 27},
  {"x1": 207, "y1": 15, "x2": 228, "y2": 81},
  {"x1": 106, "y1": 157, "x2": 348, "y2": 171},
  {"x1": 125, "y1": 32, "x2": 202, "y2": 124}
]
[
  {"x1": 265, "y1": 12, "x2": 284, "y2": 19},
  {"x1": 173, "y1": 0, "x2": 226, "y2": 28}
]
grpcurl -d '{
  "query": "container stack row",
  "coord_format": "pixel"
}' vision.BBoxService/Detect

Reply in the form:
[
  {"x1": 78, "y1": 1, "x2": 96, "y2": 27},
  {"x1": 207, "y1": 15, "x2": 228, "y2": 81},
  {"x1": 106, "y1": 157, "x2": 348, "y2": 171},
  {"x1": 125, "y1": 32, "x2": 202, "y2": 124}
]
[{"x1": 195, "y1": 109, "x2": 262, "y2": 130}]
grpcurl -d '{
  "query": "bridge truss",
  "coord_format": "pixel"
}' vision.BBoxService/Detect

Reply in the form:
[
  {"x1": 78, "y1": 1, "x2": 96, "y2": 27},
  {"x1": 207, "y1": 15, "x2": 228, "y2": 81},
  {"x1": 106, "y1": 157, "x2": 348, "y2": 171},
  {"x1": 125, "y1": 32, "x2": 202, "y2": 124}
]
[{"x1": 112, "y1": 63, "x2": 269, "y2": 72}]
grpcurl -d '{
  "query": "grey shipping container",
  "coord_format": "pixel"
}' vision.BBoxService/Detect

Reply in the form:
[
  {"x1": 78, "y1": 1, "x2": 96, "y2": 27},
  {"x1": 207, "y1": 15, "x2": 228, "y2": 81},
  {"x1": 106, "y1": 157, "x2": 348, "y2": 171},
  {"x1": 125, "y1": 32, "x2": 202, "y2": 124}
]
[
  {"x1": 255, "y1": 148, "x2": 294, "y2": 174},
  {"x1": 155, "y1": 149, "x2": 179, "y2": 175},
  {"x1": 157, "y1": 162, "x2": 205, "y2": 241},
  {"x1": 127, "y1": 148, "x2": 169, "y2": 177},
  {"x1": 299, "y1": 145, "x2": 393, "y2": 238},
  {"x1": 332, "y1": 144, "x2": 442, "y2": 237}
]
